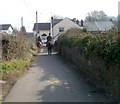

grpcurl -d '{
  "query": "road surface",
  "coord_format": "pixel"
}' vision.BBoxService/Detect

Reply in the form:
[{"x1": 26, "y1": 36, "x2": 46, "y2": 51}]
[{"x1": 4, "y1": 46, "x2": 114, "y2": 102}]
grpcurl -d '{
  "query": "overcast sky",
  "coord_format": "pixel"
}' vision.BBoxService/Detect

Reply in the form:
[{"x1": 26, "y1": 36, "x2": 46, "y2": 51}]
[{"x1": 0, "y1": 0, "x2": 119, "y2": 32}]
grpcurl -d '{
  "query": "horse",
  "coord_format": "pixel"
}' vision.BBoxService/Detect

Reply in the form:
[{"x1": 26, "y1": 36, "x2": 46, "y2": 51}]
[
  {"x1": 37, "y1": 41, "x2": 42, "y2": 53},
  {"x1": 46, "y1": 41, "x2": 53, "y2": 55}
]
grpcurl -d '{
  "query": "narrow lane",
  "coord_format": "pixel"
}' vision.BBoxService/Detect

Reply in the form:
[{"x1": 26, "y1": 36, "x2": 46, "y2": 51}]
[{"x1": 4, "y1": 46, "x2": 113, "y2": 102}]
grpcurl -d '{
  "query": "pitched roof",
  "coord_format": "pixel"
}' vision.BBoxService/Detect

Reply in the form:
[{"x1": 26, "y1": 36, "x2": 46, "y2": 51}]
[
  {"x1": 52, "y1": 18, "x2": 81, "y2": 28},
  {"x1": 52, "y1": 19, "x2": 63, "y2": 27},
  {"x1": 42, "y1": 34, "x2": 47, "y2": 36},
  {"x1": 83, "y1": 21, "x2": 114, "y2": 31},
  {"x1": 0, "y1": 24, "x2": 13, "y2": 30},
  {"x1": 33, "y1": 23, "x2": 50, "y2": 31},
  {"x1": 84, "y1": 22, "x2": 99, "y2": 31},
  {"x1": 52, "y1": 18, "x2": 80, "y2": 27},
  {"x1": 95, "y1": 21, "x2": 114, "y2": 31}
]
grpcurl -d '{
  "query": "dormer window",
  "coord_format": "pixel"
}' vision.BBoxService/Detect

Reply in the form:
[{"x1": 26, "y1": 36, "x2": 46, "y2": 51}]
[{"x1": 59, "y1": 27, "x2": 64, "y2": 32}]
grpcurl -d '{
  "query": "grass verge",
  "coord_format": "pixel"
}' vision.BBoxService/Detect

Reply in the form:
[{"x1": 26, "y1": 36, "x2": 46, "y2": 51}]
[{"x1": 1, "y1": 52, "x2": 36, "y2": 101}]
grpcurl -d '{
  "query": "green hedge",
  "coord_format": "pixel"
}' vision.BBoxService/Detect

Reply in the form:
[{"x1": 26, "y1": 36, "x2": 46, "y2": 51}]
[
  {"x1": 58, "y1": 28, "x2": 120, "y2": 65},
  {"x1": 57, "y1": 28, "x2": 120, "y2": 98}
]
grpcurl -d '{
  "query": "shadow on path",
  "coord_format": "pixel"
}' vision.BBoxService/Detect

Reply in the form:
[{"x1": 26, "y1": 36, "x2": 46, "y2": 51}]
[{"x1": 35, "y1": 46, "x2": 116, "y2": 102}]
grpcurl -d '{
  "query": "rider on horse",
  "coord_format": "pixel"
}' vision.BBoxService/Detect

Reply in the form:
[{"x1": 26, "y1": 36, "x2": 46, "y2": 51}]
[
  {"x1": 36, "y1": 32, "x2": 42, "y2": 52},
  {"x1": 46, "y1": 33, "x2": 53, "y2": 55}
]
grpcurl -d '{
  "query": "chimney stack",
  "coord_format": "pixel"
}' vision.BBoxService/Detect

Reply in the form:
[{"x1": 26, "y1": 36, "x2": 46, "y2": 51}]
[
  {"x1": 73, "y1": 18, "x2": 76, "y2": 23},
  {"x1": 51, "y1": 16, "x2": 53, "y2": 37},
  {"x1": 21, "y1": 17, "x2": 23, "y2": 27},
  {"x1": 81, "y1": 20, "x2": 83, "y2": 26},
  {"x1": 76, "y1": 19, "x2": 79, "y2": 25}
]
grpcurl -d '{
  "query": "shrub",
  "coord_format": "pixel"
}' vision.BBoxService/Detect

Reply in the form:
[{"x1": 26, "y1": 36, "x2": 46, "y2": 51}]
[
  {"x1": 58, "y1": 28, "x2": 120, "y2": 64},
  {"x1": 2, "y1": 33, "x2": 37, "y2": 61},
  {"x1": 57, "y1": 28, "x2": 120, "y2": 98}
]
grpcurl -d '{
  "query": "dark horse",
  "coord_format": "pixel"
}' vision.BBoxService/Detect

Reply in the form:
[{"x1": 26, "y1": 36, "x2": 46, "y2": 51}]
[
  {"x1": 46, "y1": 41, "x2": 53, "y2": 55},
  {"x1": 37, "y1": 42, "x2": 42, "y2": 52}
]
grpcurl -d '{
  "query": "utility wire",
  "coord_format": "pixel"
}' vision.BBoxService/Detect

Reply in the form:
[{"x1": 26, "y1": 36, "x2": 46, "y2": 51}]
[
  {"x1": 26, "y1": 0, "x2": 36, "y2": 12},
  {"x1": 22, "y1": 0, "x2": 35, "y2": 16},
  {"x1": 22, "y1": 0, "x2": 43, "y2": 21}
]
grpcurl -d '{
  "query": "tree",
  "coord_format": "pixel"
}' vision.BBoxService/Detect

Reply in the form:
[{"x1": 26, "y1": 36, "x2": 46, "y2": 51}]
[
  {"x1": 85, "y1": 10, "x2": 110, "y2": 22},
  {"x1": 52, "y1": 14, "x2": 64, "y2": 19},
  {"x1": 20, "y1": 26, "x2": 27, "y2": 35}
]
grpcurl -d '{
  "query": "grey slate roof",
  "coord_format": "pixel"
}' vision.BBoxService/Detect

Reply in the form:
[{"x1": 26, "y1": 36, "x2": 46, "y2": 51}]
[
  {"x1": 51, "y1": 18, "x2": 80, "y2": 27},
  {"x1": 52, "y1": 19, "x2": 63, "y2": 27},
  {"x1": 33, "y1": 23, "x2": 50, "y2": 31},
  {"x1": 83, "y1": 21, "x2": 114, "y2": 31},
  {"x1": 0, "y1": 24, "x2": 13, "y2": 30},
  {"x1": 84, "y1": 22, "x2": 99, "y2": 31},
  {"x1": 95, "y1": 21, "x2": 114, "y2": 31}
]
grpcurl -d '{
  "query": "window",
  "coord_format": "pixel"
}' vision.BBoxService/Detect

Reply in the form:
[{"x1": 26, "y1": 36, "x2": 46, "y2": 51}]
[{"x1": 59, "y1": 27, "x2": 64, "y2": 32}]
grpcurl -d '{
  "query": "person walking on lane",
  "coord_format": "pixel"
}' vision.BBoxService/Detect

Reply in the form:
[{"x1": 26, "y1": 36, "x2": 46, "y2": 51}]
[
  {"x1": 46, "y1": 33, "x2": 53, "y2": 55},
  {"x1": 47, "y1": 33, "x2": 52, "y2": 42}
]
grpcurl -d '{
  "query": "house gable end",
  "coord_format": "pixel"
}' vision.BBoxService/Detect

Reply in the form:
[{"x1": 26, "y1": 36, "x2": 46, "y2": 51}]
[
  {"x1": 52, "y1": 18, "x2": 81, "y2": 37},
  {"x1": 54, "y1": 18, "x2": 80, "y2": 29}
]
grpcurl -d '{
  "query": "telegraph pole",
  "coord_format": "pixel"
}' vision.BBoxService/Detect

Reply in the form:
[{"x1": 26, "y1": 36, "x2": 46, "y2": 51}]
[
  {"x1": 36, "y1": 11, "x2": 38, "y2": 24},
  {"x1": 36, "y1": 11, "x2": 38, "y2": 35},
  {"x1": 50, "y1": 12, "x2": 53, "y2": 37}
]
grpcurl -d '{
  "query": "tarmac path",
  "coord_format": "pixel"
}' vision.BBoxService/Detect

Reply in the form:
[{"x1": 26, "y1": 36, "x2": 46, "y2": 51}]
[{"x1": 4, "y1": 46, "x2": 114, "y2": 102}]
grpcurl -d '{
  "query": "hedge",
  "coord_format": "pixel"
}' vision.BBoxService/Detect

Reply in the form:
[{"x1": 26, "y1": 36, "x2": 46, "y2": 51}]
[{"x1": 57, "y1": 28, "x2": 120, "y2": 98}]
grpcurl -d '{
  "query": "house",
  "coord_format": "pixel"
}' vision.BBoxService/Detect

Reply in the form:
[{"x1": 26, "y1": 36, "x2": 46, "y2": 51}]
[
  {"x1": 33, "y1": 18, "x2": 82, "y2": 42},
  {"x1": 0, "y1": 24, "x2": 13, "y2": 35},
  {"x1": 51, "y1": 18, "x2": 82, "y2": 38},
  {"x1": 82, "y1": 21, "x2": 114, "y2": 34},
  {"x1": 33, "y1": 23, "x2": 50, "y2": 43}
]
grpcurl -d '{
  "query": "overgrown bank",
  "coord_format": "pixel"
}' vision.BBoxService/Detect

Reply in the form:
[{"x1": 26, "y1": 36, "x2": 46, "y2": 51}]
[
  {"x1": 56, "y1": 28, "x2": 120, "y2": 99},
  {"x1": 1, "y1": 32, "x2": 37, "y2": 100}
]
